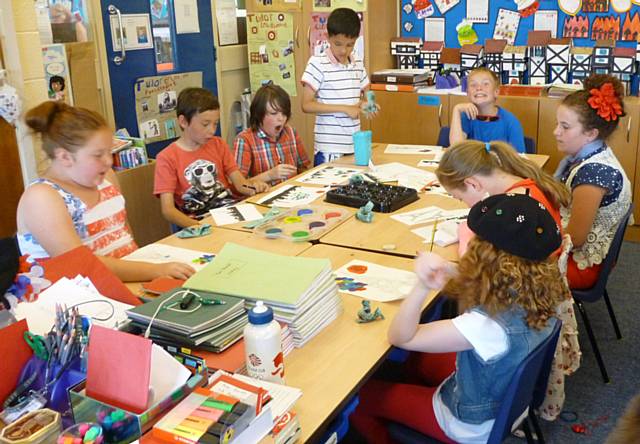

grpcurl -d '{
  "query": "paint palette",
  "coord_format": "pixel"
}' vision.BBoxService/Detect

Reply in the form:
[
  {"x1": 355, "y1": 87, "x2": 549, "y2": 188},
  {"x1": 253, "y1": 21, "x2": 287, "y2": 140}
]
[
  {"x1": 254, "y1": 205, "x2": 349, "y2": 242},
  {"x1": 325, "y1": 182, "x2": 419, "y2": 213}
]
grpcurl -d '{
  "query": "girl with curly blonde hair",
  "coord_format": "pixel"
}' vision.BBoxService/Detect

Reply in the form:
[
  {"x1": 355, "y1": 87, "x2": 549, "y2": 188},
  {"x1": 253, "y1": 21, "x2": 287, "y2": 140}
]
[{"x1": 351, "y1": 194, "x2": 567, "y2": 444}]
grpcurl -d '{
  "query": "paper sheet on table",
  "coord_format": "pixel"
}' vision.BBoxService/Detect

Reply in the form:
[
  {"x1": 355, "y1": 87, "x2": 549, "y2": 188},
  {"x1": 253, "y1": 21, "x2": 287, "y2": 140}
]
[
  {"x1": 124, "y1": 244, "x2": 213, "y2": 271},
  {"x1": 256, "y1": 184, "x2": 326, "y2": 207},
  {"x1": 334, "y1": 260, "x2": 418, "y2": 302},
  {"x1": 148, "y1": 344, "x2": 192, "y2": 405},
  {"x1": 384, "y1": 144, "x2": 443, "y2": 155},
  {"x1": 14, "y1": 277, "x2": 132, "y2": 335},
  {"x1": 210, "y1": 203, "x2": 263, "y2": 226},
  {"x1": 368, "y1": 162, "x2": 436, "y2": 190},
  {"x1": 391, "y1": 206, "x2": 469, "y2": 226},
  {"x1": 295, "y1": 165, "x2": 364, "y2": 185},
  {"x1": 412, "y1": 219, "x2": 461, "y2": 247}
]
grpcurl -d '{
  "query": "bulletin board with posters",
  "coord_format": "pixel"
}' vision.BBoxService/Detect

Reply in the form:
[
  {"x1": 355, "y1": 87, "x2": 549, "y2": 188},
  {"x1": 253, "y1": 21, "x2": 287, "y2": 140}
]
[
  {"x1": 312, "y1": 0, "x2": 367, "y2": 12},
  {"x1": 247, "y1": 13, "x2": 297, "y2": 96},
  {"x1": 249, "y1": 0, "x2": 302, "y2": 12},
  {"x1": 134, "y1": 72, "x2": 202, "y2": 143},
  {"x1": 399, "y1": 0, "x2": 640, "y2": 49}
]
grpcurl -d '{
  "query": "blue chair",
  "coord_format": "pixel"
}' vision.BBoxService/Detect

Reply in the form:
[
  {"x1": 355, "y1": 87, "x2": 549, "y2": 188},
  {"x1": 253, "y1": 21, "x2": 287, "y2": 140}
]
[
  {"x1": 388, "y1": 320, "x2": 562, "y2": 444},
  {"x1": 524, "y1": 136, "x2": 536, "y2": 154},
  {"x1": 572, "y1": 205, "x2": 634, "y2": 384},
  {"x1": 437, "y1": 126, "x2": 450, "y2": 147},
  {"x1": 387, "y1": 295, "x2": 448, "y2": 363}
]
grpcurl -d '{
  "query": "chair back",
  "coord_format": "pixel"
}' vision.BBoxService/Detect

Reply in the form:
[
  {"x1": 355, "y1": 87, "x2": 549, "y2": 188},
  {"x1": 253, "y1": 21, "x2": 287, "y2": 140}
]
[
  {"x1": 572, "y1": 204, "x2": 634, "y2": 302},
  {"x1": 524, "y1": 136, "x2": 536, "y2": 154},
  {"x1": 487, "y1": 320, "x2": 562, "y2": 444},
  {"x1": 437, "y1": 126, "x2": 450, "y2": 148},
  {"x1": 387, "y1": 320, "x2": 562, "y2": 444}
]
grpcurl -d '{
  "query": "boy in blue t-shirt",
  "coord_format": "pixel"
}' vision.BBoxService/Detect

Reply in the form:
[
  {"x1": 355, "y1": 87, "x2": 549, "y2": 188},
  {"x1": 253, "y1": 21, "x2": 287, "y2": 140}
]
[{"x1": 449, "y1": 67, "x2": 526, "y2": 153}]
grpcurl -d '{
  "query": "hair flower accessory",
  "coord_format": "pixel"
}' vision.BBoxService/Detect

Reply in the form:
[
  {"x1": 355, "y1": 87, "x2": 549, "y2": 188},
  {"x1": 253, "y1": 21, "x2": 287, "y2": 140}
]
[{"x1": 588, "y1": 82, "x2": 623, "y2": 122}]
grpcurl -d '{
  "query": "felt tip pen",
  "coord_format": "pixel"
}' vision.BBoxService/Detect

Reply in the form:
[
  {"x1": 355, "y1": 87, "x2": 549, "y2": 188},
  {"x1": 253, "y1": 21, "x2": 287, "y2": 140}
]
[
  {"x1": 243, "y1": 184, "x2": 257, "y2": 191},
  {"x1": 199, "y1": 298, "x2": 226, "y2": 306},
  {"x1": 180, "y1": 293, "x2": 195, "y2": 309}
]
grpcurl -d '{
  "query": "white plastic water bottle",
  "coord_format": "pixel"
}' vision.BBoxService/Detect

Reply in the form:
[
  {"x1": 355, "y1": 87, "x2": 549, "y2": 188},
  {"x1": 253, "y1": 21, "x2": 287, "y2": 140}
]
[{"x1": 244, "y1": 301, "x2": 285, "y2": 383}]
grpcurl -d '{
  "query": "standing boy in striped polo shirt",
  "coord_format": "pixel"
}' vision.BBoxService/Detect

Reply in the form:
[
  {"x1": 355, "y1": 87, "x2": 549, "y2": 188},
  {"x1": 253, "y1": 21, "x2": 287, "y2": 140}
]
[{"x1": 301, "y1": 8, "x2": 378, "y2": 165}]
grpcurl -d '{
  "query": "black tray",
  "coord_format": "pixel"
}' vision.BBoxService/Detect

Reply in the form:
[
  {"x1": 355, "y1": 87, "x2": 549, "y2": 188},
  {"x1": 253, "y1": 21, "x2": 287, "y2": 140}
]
[{"x1": 325, "y1": 182, "x2": 419, "y2": 213}]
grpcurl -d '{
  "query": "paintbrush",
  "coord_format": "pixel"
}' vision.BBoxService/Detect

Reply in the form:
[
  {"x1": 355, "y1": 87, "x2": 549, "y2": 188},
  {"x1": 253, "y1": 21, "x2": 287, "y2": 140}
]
[{"x1": 429, "y1": 219, "x2": 439, "y2": 252}]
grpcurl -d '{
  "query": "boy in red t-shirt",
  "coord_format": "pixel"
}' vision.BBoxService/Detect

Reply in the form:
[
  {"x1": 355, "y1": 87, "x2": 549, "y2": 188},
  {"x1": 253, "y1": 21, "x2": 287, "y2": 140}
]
[{"x1": 154, "y1": 88, "x2": 269, "y2": 228}]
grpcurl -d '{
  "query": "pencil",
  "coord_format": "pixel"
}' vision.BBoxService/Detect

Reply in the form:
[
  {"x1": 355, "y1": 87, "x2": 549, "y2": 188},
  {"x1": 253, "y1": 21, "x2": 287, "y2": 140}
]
[{"x1": 429, "y1": 219, "x2": 439, "y2": 252}]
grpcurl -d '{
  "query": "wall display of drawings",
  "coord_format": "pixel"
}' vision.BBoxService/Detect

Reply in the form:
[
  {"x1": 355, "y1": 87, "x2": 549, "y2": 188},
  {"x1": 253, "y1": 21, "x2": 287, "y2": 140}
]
[
  {"x1": 247, "y1": 12, "x2": 297, "y2": 96},
  {"x1": 433, "y1": 0, "x2": 460, "y2": 15},
  {"x1": 400, "y1": 0, "x2": 640, "y2": 47},
  {"x1": 312, "y1": 0, "x2": 367, "y2": 12},
  {"x1": 310, "y1": 12, "x2": 364, "y2": 59},
  {"x1": 134, "y1": 71, "x2": 202, "y2": 143}
]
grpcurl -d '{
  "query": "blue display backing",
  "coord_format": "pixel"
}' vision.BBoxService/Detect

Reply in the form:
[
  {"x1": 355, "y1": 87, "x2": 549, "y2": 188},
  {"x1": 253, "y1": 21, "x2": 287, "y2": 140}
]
[{"x1": 400, "y1": 0, "x2": 640, "y2": 49}]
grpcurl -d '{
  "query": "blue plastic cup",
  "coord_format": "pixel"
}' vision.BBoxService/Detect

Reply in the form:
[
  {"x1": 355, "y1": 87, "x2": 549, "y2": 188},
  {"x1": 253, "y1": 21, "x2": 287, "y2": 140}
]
[{"x1": 353, "y1": 130, "x2": 372, "y2": 166}]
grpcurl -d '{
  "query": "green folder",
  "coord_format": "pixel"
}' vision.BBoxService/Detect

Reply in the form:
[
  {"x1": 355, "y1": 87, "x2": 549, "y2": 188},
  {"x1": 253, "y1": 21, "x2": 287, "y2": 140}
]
[{"x1": 184, "y1": 243, "x2": 331, "y2": 306}]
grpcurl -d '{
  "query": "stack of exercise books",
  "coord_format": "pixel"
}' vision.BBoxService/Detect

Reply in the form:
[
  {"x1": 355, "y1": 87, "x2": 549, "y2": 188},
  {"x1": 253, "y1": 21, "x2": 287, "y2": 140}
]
[
  {"x1": 370, "y1": 68, "x2": 431, "y2": 92},
  {"x1": 184, "y1": 243, "x2": 341, "y2": 348},
  {"x1": 126, "y1": 288, "x2": 248, "y2": 353}
]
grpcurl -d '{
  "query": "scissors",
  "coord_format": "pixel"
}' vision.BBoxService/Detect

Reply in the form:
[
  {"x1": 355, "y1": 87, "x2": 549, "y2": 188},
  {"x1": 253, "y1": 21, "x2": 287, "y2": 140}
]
[{"x1": 23, "y1": 331, "x2": 49, "y2": 360}]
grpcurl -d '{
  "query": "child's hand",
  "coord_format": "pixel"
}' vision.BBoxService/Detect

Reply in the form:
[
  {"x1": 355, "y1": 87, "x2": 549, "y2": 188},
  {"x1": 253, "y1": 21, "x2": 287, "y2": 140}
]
[
  {"x1": 455, "y1": 103, "x2": 479, "y2": 120},
  {"x1": 343, "y1": 104, "x2": 362, "y2": 119},
  {"x1": 155, "y1": 262, "x2": 196, "y2": 280},
  {"x1": 248, "y1": 180, "x2": 269, "y2": 194},
  {"x1": 414, "y1": 252, "x2": 456, "y2": 290},
  {"x1": 269, "y1": 164, "x2": 297, "y2": 182}
]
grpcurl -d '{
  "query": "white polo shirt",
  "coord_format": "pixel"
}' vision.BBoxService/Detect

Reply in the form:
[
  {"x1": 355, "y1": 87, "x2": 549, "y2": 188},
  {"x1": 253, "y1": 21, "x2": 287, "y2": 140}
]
[{"x1": 301, "y1": 50, "x2": 369, "y2": 154}]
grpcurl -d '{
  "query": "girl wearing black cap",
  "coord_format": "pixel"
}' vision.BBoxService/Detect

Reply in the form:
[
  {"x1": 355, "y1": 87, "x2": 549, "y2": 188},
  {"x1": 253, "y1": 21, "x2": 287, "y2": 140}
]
[{"x1": 350, "y1": 194, "x2": 568, "y2": 444}]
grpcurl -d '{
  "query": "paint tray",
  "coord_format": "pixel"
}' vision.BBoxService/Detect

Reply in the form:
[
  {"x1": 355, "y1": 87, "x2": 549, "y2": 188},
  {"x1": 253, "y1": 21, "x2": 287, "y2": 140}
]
[{"x1": 254, "y1": 205, "x2": 349, "y2": 242}]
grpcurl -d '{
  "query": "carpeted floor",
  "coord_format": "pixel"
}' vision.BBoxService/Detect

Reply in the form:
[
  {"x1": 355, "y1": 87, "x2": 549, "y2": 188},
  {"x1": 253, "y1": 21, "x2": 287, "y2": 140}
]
[{"x1": 504, "y1": 240, "x2": 640, "y2": 443}]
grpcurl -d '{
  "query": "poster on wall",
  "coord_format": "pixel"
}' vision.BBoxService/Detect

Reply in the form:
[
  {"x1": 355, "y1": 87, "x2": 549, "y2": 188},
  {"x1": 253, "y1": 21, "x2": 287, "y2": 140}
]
[
  {"x1": 432, "y1": 0, "x2": 460, "y2": 15},
  {"x1": 534, "y1": 10, "x2": 558, "y2": 37},
  {"x1": 312, "y1": 0, "x2": 367, "y2": 12},
  {"x1": 251, "y1": 0, "x2": 302, "y2": 12},
  {"x1": 247, "y1": 13, "x2": 297, "y2": 96},
  {"x1": 493, "y1": 8, "x2": 521, "y2": 44},
  {"x1": 621, "y1": 11, "x2": 640, "y2": 40},
  {"x1": 134, "y1": 72, "x2": 202, "y2": 143},
  {"x1": 563, "y1": 14, "x2": 590, "y2": 38},
  {"x1": 110, "y1": 13, "x2": 153, "y2": 51},
  {"x1": 310, "y1": 12, "x2": 364, "y2": 60},
  {"x1": 42, "y1": 44, "x2": 73, "y2": 104}
]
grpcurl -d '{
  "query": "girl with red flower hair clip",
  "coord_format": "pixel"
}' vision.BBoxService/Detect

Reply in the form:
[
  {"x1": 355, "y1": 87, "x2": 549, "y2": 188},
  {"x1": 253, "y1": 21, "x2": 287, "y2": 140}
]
[{"x1": 553, "y1": 74, "x2": 632, "y2": 290}]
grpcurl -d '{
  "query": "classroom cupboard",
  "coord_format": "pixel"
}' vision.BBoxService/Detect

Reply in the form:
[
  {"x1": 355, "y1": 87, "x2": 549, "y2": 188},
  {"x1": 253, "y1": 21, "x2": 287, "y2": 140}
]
[{"x1": 245, "y1": 1, "x2": 397, "y2": 158}]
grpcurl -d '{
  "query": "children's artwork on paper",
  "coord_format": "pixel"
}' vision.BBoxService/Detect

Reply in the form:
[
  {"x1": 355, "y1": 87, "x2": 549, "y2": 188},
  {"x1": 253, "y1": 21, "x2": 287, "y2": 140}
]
[
  {"x1": 612, "y1": 0, "x2": 632, "y2": 12},
  {"x1": 591, "y1": 15, "x2": 620, "y2": 40},
  {"x1": 559, "y1": 0, "x2": 582, "y2": 15},
  {"x1": 432, "y1": 0, "x2": 460, "y2": 15},
  {"x1": 296, "y1": 165, "x2": 364, "y2": 186},
  {"x1": 384, "y1": 144, "x2": 444, "y2": 155},
  {"x1": 391, "y1": 206, "x2": 469, "y2": 226},
  {"x1": 209, "y1": 204, "x2": 264, "y2": 226},
  {"x1": 494, "y1": 9, "x2": 521, "y2": 44},
  {"x1": 582, "y1": 0, "x2": 609, "y2": 12},
  {"x1": 124, "y1": 244, "x2": 214, "y2": 271},
  {"x1": 256, "y1": 185, "x2": 326, "y2": 207},
  {"x1": 621, "y1": 12, "x2": 640, "y2": 40},
  {"x1": 563, "y1": 15, "x2": 590, "y2": 38},
  {"x1": 414, "y1": 0, "x2": 435, "y2": 18},
  {"x1": 417, "y1": 157, "x2": 443, "y2": 167},
  {"x1": 334, "y1": 260, "x2": 418, "y2": 302}
]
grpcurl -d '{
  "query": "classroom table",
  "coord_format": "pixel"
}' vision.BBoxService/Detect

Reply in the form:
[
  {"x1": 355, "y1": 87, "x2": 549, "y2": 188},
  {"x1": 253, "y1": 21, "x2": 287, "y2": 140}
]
[
  {"x1": 331, "y1": 143, "x2": 550, "y2": 169},
  {"x1": 284, "y1": 244, "x2": 433, "y2": 443},
  {"x1": 319, "y1": 192, "x2": 466, "y2": 260}
]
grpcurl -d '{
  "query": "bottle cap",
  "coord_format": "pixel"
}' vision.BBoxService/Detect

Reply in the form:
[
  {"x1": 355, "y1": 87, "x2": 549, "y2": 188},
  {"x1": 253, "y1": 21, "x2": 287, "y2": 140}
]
[{"x1": 248, "y1": 301, "x2": 274, "y2": 325}]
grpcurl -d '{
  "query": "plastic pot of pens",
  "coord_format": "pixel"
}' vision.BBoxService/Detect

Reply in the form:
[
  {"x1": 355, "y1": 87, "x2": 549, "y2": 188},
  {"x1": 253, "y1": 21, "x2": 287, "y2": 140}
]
[
  {"x1": 58, "y1": 422, "x2": 103, "y2": 444},
  {"x1": 14, "y1": 355, "x2": 86, "y2": 428},
  {"x1": 94, "y1": 408, "x2": 137, "y2": 444}
]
